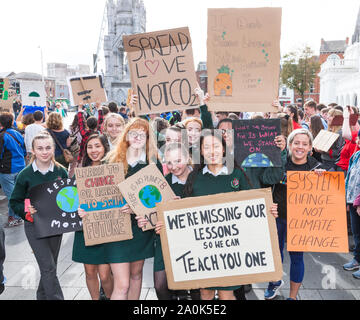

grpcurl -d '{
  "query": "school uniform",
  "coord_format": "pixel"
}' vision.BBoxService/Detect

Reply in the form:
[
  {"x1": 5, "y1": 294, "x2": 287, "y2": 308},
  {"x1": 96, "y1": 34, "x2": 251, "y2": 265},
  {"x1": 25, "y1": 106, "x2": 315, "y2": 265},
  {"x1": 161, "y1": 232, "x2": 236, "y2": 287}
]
[
  {"x1": 104, "y1": 153, "x2": 156, "y2": 263},
  {"x1": 189, "y1": 165, "x2": 251, "y2": 291},
  {"x1": 10, "y1": 162, "x2": 68, "y2": 300}
]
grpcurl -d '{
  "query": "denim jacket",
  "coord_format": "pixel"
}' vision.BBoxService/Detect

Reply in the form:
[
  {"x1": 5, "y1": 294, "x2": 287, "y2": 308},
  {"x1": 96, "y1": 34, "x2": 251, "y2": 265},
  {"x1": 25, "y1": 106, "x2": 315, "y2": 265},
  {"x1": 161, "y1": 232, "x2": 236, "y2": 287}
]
[{"x1": 345, "y1": 151, "x2": 360, "y2": 204}]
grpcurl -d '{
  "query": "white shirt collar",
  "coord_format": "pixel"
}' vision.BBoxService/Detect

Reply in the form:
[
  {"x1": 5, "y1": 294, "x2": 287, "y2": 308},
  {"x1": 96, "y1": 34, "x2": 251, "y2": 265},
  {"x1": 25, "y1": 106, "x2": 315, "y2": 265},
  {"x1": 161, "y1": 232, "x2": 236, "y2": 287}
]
[
  {"x1": 32, "y1": 161, "x2": 54, "y2": 175},
  {"x1": 171, "y1": 166, "x2": 193, "y2": 185},
  {"x1": 202, "y1": 165, "x2": 228, "y2": 177},
  {"x1": 128, "y1": 151, "x2": 147, "y2": 168}
]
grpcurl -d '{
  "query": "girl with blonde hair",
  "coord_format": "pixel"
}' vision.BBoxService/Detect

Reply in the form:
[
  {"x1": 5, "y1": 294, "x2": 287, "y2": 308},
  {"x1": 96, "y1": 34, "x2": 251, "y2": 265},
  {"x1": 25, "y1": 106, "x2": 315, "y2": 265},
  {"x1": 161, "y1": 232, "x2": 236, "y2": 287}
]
[
  {"x1": 102, "y1": 113, "x2": 126, "y2": 150},
  {"x1": 10, "y1": 132, "x2": 68, "y2": 300}
]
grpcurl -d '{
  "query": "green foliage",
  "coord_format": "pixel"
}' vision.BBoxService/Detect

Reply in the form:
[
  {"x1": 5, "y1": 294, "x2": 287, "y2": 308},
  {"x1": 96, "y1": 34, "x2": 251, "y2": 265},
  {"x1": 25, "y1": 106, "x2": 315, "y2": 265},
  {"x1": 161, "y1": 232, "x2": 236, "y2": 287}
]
[
  {"x1": 281, "y1": 46, "x2": 320, "y2": 104},
  {"x1": 217, "y1": 65, "x2": 231, "y2": 75}
]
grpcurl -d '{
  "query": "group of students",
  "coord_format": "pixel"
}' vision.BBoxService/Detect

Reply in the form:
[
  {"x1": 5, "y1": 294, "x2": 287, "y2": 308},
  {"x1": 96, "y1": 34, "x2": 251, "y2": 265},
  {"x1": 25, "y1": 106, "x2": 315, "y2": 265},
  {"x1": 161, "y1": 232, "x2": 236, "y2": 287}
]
[{"x1": 0, "y1": 87, "x2": 359, "y2": 301}]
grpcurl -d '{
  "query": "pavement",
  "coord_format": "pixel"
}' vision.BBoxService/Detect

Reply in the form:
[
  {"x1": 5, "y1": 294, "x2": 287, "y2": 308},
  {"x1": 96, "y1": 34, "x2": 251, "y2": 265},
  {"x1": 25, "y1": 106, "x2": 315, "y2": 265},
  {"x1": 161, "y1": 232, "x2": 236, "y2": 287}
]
[{"x1": 0, "y1": 113, "x2": 359, "y2": 300}]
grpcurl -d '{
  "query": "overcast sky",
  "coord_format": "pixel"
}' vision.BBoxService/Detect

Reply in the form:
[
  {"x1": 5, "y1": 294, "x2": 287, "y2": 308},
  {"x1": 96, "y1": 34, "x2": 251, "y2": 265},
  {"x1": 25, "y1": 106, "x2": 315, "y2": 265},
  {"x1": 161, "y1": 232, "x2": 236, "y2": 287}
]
[{"x1": 1, "y1": 0, "x2": 359, "y2": 75}]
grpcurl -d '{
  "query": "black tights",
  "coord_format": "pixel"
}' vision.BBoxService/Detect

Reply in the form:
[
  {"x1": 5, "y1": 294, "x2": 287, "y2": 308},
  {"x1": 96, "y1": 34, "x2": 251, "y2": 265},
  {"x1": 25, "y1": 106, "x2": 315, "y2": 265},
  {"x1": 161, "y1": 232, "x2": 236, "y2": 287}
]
[{"x1": 154, "y1": 270, "x2": 172, "y2": 300}]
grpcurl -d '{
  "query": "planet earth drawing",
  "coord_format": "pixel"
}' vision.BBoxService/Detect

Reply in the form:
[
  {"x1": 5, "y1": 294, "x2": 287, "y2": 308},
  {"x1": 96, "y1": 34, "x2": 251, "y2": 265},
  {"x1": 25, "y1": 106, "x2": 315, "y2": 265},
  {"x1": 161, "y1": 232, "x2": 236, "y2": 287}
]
[
  {"x1": 56, "y1": 187, "x2": 79, "y2": 213},
  {"x1": 139, "y1": 185, "x2": 162, "y2": 209},
  {"x1": 241, "y1": 153, "x2": 274, "y2": 168}
]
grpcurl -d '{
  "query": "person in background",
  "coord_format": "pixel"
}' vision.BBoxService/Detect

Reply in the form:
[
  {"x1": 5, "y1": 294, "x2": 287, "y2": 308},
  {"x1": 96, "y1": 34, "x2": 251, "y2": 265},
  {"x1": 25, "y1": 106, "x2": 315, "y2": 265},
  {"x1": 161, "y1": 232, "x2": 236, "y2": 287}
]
[
  {"x1": 12, "y1": 98, "x2": 22, "y2": 119},
  {"x1": 46, "y1": 112, "x2": 72, "y2": 168},
  {"x1": 343, "y1": 133, "x2": 360, "y2": 280},
  {"x1": 0, "y1": 222, "x2": 5, "y2": 295},
  {"x1": 216, "y1": 112, "x2": 229, "y2": 124},
  {"x1": 9, "y1": 132, "x2": 68, "y2": 300},
  {"x1": 285, "y1": 105, "x2": 302, "y2": 130},
  {"x1": 24, "y1": 111, "x2": 46, "y2": 163},
  {"x1": 298, "y1": 108, "x2": 309, "y2": 130},
  {"x1": 54, "y1": 103, "x2": 65, "y2": 118},
  {"x1": 119, "y1": 106, "x2": 129, "y2": 122},
  {"x1": 0, "y1": 112, "x2": 26, "y2": 228},
  {"x1": 309, "y1": 114, "x2": 325, "y2": 162},
  {"x1": 107, "y1": 102, "x2": 119, "y2": 114},
  {"x1": 102, "y1": 113, "x2": 125, "y2": 150},
  {"x1": 304, "y1": 100, "x2": 328, "y2": 130}
]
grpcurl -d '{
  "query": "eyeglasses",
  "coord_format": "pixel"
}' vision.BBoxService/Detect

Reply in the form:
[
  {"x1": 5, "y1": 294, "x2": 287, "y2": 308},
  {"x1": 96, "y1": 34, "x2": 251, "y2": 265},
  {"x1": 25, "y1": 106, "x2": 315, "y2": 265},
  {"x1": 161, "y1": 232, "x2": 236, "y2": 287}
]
[{"x1": 128, "y1": 131, "x2": 147, "y2": 140}]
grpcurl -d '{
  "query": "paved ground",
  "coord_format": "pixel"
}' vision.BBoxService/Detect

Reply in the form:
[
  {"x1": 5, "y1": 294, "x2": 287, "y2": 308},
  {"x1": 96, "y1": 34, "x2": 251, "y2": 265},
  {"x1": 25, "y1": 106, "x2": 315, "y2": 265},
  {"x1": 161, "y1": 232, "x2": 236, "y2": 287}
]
[
  {"x1": 0, "y1": 194, "x2": 359, "y2": 300},
  {"x1": 0, "y1": 113, "x2": 359, "y2": 300}
]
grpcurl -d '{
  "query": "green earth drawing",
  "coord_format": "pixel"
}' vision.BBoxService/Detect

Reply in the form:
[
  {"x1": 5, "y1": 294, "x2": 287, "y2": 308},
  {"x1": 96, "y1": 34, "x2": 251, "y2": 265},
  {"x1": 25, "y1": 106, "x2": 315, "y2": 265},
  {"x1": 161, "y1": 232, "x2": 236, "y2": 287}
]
[
  {"x1": 56, "y1": 187, "x2": 79, "y2": 213},
  {"x1": 242, "y1": 153, "x2": 273, "y2": 168},
  {"x1": 138, "y1": 185, "x2": 162, "y2": 209}
]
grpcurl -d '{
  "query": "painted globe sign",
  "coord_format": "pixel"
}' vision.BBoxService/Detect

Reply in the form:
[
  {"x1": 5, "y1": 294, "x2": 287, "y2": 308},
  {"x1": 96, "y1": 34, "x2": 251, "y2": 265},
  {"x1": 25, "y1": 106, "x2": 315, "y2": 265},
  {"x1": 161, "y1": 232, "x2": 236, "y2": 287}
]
[
  {"x1": 138, "y1": 185, "x2": 162, "y2": 209},
  {"x1": 56, "y1": 187, "x2": 80, "y2": 213}
]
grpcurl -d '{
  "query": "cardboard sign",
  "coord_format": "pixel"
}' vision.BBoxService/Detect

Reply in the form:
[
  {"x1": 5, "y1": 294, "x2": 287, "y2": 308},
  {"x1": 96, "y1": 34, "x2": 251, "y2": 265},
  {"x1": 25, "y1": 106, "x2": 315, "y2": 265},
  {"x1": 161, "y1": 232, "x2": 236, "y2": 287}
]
[
  {"x1": 157, "y1": 188, "x2": 282, "y2": 290},
  {"x1": 29, "y1": 178, "x2": 83, "y2": 239},
  {"x1": 123, "y1": 27, "x2": 199, "y2": 116},
  {"x1": 69, "y1": 75, "x2": 107, "y2": 106},
  {"x1": 233, "y1": 119, "x2": 281, "y2": 167},
  {"x1": 313, "y1": 130, "x2": 340, "y2": 152},
  {"x1": 287, "y1": 171, "x2": 348, "y2": 253},
  {"x1": 75, "y1": 163, "x2": 133, "y2": 246},
  {"x1": 0, "y1": 78, "x2": 15, "y2": 113},
  {"x1": 118, "y1": 164, "x2": 176, "y2": 231},
  {"x1": 207, "y1": 8, "x2": 282, "y2": 112},
  {"x1": 20, "y1": 80, "x2": 47, "y2": 107}
]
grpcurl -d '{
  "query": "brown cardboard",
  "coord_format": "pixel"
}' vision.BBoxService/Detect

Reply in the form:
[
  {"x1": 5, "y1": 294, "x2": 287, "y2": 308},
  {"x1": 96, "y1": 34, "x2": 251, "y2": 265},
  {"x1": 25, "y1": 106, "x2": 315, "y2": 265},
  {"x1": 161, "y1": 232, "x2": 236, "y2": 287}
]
[
  {"x1": 118, "y1": 164, "x2": 176, "y2": 231},
  {"x1": 69, "y1": 75, "x2": 107, "y2": 106},
  {"x1": 312, "y1": 130, "x2": 340, "y2": 152},
  {"x1": 207, "y1": 8, "x2": 282, "y2": 113},
  {"x1": 0, "y1": 78, "x2": 15, "y2": 113},
  {"x1": 123, "y1": 27, "x2": 199, "y2": 116},
  {"x1": 75, "y1": 163, "x2": 133, "y2": 246},
  {"x1": 157, "y1": 188, "x2": 283, "y2": 290}
]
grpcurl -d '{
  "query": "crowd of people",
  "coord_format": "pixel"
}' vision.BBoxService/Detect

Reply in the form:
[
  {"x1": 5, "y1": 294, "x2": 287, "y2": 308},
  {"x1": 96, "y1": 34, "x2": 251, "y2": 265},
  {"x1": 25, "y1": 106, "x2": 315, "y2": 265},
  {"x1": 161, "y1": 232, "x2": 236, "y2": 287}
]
[{"x1": 0, "y1": 87, "x2": 359, "y2": 301}]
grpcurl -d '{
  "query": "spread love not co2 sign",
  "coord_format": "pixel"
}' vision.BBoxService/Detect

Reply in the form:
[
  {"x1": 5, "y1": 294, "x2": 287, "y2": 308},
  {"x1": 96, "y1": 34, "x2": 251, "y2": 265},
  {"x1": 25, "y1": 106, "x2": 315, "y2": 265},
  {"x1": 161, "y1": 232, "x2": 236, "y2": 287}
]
[{"x1": 123, "y1": 27, "x2": 199, "y2": 116}]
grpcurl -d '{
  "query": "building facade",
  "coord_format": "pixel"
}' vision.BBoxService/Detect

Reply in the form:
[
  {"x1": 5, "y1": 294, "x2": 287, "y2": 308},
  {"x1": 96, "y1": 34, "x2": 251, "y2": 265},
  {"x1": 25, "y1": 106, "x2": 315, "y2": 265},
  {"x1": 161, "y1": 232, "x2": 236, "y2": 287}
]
[
  {"x1": 319, "y1": 8, "x2": 360, "y2": 107},
  {"x1": 104, "y1": 0, "x2": 146, "y2": 105}
]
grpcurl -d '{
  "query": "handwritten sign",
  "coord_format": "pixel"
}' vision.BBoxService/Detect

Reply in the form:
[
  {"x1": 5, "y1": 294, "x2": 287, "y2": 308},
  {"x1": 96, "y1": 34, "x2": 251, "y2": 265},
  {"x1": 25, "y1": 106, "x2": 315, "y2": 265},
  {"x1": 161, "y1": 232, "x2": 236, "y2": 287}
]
[
  {"x1": 287, "y1": 171, "x2": 348, "y2": 253},
  {"x1": 207, "y1": 8, "x2": 282, "y2": 112},
  {"x1": 157, "y1": 188, "x2": 282, "y2": 290},
  {"x1": 123, "y1": 27, "x2": 199, "y2": 116},
  {"x1": 20, "y1": 80, "x2": 47, "y2": 107},
  {"x1": 75, "y1": 163, "x2": 132, "y2": 246},
  {"x1": 0, "y1": 78, "x2": 14, "y2": 113},
  {"x1": 312, "y1": 130, "x2": 340, "y2": 153},
  {"x1": 118, "y1": 164, "x2": 176, "y2": 231},
  {"x1": 69, "y1": 75, "x2": 107, "y2": 106},
  {"x1": 233, "y1": 119, "x2": 281, "y2": 167},
  {"x1": 29, "y1": 178, "x2": 83, "y2": 239}
]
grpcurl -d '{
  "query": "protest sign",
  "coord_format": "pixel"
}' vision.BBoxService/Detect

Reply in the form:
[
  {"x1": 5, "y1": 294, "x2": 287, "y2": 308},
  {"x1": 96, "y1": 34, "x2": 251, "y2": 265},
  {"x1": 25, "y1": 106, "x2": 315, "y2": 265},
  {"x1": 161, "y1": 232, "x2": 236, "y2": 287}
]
[
  {"x1": 287, "y1": 171, "x2": 348, "y2": 253},
  {"x1": 20, "y1": 80, "x2": 47, "y2": 107},
  {"x1": 312, "y1": 130, "x2": 340, "y2": 152},
  {"x1": 29, "y1": 178, "x2": 83, "y2": 239},
  {"x1": 123, "y1": 27, "x2": 199, "y2": 116},
  {"x1": 68, "y1": 75, "x2": 107, "y2": 106},
  {"x1": 75, "y1": 163, "x2": 132, "y2": 246},
  {"x1": 0, "y1": 78, "x2": 15, "y2": 113},
  {"x1": 233, "y1": 119, "x2": 281, "y2": 167},
  {"x1": 207, "y1": 8, "x2": 282, "y2": 112},
  {"x1": 157, "y1": 188, "x2": 282, "y2": 290},
  {"x1": 118, "y1": 164, "x2": 176, "y2": 231},
  {"x1": 329, "y1": 114, "x2": 358, "y2": 127}
]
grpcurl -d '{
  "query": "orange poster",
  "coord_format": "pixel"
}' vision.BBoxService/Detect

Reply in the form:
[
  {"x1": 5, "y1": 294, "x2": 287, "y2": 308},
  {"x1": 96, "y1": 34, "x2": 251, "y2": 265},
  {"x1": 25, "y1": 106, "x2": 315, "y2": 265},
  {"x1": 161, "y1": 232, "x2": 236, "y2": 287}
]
[{"x1": 287, "y1": 171, "x2": 348, "y2": 253}]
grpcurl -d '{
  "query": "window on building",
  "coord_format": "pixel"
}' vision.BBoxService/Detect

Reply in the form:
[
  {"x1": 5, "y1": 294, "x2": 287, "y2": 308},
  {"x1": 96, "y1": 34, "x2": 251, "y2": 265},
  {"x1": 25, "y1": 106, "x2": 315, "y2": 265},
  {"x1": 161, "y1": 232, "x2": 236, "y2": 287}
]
[
  {"x1": 282, "y1": 87, "x2": 287, "y2": 96},
  {"x1": 309, "y1": 83, "x2": 315, "y2": 94}
]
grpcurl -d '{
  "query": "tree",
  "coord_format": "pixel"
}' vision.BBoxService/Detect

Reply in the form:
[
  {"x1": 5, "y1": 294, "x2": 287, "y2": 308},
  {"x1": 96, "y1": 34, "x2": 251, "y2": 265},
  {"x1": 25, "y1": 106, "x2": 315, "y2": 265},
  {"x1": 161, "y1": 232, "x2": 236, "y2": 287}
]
[{"x1": 281, "y1": 46, "x2": 320, "y2": 106}]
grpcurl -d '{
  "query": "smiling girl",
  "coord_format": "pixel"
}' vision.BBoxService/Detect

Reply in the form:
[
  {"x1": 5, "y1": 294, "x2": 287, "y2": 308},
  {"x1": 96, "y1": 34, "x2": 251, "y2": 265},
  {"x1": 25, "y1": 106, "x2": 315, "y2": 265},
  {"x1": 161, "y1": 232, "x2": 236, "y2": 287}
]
[
  {"x1": 10, "y1": 132, "x2": 68, "y2": 300},
  {"x1": 73, "y1": 134, "x2": 113, "y2": 300}
]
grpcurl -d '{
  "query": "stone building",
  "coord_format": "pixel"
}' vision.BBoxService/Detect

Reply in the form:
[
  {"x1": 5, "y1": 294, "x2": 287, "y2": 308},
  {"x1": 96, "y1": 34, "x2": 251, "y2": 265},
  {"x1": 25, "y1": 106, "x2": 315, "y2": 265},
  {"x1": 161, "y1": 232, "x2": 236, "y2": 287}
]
[
  {"x1": 104, "y1": 0, "x2": 146, "y2": 105},
  {"x1": 319, "y1": 7, "x2": 360, "y2": 107}
]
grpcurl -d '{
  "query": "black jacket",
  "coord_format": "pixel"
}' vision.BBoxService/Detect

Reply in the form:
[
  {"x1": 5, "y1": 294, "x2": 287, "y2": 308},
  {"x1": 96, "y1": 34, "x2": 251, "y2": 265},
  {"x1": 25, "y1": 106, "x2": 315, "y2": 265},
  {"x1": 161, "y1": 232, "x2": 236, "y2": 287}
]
[{"x1": 272, "y1": 156, "x2": 323, "y2": 220}]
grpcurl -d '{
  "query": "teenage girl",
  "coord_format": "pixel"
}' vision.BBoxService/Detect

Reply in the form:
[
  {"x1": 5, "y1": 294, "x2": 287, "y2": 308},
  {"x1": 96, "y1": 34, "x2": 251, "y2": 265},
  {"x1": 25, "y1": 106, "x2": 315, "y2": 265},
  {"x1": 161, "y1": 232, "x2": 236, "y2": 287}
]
[
  {"x1": 10, "y1": 132, "x2": 68, "y2": 300},
  {"x1": 74, "y1": 134, "x2": 113, "y2": 300}
]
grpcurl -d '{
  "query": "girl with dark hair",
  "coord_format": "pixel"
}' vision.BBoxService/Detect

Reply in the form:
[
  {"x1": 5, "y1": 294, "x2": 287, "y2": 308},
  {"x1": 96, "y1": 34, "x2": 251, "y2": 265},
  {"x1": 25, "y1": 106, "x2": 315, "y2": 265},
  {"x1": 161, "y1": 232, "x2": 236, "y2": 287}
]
[
  {"x1": 181, "y1": 130, "x2": 278, "y2": 300},
  {"x1": 309, "y1": 115, "x2": 325, "y2": 162},
  {"x1": 285, "y1": 105, "x2": 302, "y2": 130},
  {"x1": 9, "y1": 132, "x2": 67, "y2": 299},
  {"x1": 74, "y1": 134, "x2": 113, "y2": 300}
]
